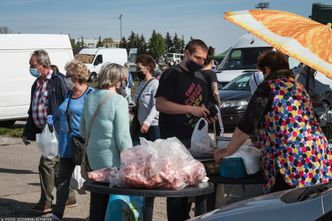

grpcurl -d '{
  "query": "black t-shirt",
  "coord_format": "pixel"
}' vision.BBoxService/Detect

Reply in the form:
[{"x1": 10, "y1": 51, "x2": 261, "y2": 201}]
[
  {"x1": 155, "y1": 65, "x2": 208, "y2": 140},
  {"x1": 201, "y1": 70, "x2": 218, "y2": 105}
]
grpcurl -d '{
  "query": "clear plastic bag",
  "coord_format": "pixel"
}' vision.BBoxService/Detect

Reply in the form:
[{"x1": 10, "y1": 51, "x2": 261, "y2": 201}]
[
  {"x1": 110, "y1": 137, "x2": 207, "y2": 190},
  {"x1": 36, "y1": 124, "x2": 58, "y2": 159},
  {"x1": 70, "y1": 165, "x2": 85, "y2": 190},
  {"x1": 224, "y1": 145, "x2": 261, "y2": 175},
  {"x1": 190, "y1": 118, "x2": 215, "y2": 158}
]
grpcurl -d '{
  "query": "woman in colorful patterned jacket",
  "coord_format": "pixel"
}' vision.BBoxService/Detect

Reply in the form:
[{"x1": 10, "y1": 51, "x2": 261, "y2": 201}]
[{"x1": 214, "y1": 50, "x2": 332, "y2": 193}]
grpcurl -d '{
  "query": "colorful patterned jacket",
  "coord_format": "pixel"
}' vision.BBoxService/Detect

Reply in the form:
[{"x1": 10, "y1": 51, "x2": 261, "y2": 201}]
[{"x1": 238, "y1": 70, "x2": 332, "y2": 193}]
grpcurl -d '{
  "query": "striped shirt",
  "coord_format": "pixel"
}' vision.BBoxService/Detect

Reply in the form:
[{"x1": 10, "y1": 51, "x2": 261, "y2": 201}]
[{"x1": 32, "y1": 71, "x2": 52, "y2": 128}]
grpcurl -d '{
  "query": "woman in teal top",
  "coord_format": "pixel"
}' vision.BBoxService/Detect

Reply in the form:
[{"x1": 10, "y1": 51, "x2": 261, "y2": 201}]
[{"x1": 80, "y1": 63, "x2": 133, "y2": 170}]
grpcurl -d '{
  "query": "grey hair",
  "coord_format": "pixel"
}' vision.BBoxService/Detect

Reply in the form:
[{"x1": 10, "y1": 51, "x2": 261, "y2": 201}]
[
  {"x1": 96, "y1": 63, "x2": 127, "y2": 89},
  {"x1": 32, "y1": 49, "x2": 51, "y2": 68}
]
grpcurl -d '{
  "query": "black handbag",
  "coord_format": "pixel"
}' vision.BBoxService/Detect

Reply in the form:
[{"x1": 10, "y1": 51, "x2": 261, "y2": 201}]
[{"x1": 71, "y1": 135, "x2": 85, "y2": 165}]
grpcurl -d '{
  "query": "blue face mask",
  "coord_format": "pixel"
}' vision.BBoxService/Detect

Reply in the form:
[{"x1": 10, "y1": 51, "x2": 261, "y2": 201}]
[{"x1": 29, "y1": 68, "x2": 40, "y2": 78}]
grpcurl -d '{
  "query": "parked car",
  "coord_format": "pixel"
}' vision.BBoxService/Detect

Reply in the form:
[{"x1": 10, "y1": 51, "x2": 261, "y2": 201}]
[
  {"x1": 190, "y1": 182, "x2": 332, "y2": 221},
  {"x1": 219, "y1": 72, "x2": 254, "y2": 130},
  {"x1": 216, "y1": 34, "x2": 272, "y2": 89}
]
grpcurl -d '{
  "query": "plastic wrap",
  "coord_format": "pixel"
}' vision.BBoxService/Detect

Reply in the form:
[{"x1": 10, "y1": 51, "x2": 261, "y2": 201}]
[{"x1": 111, "y1": 137, "x2": 207, "y2": 190}]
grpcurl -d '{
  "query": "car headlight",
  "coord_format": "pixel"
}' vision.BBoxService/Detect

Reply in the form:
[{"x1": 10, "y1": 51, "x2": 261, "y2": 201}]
[{"x1": 221, "y1": 100, "x2": 248, "y2": 109}]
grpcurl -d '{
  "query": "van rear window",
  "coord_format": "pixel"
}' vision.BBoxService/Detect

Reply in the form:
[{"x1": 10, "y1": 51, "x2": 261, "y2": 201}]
[{"x1": 75, "y1": 54, "x2": 95, "y2": 64}]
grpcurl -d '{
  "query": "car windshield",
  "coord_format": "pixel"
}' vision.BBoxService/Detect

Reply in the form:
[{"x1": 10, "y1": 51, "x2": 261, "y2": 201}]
[
  {"x1": 75, "y1": 54, "x2": 95, "y2": 64},
  {"x1": 221, "y1": 73, "x2": 252, "y2": 91},
  {"x1": 218, "y1": 47, "x2": 271, "y2": 71}
]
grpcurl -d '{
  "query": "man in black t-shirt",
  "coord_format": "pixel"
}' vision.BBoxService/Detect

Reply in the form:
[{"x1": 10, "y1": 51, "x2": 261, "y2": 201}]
[{"x1": 155, "y1": 39, "x2": 209, "y2": 221}]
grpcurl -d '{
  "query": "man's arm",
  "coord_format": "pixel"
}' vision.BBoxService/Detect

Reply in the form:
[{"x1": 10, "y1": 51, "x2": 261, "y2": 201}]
[
  {"x1": 211, "y1": 82, "x2": 221, "y2": 108},
  {"x1": 156, "y1": 96, "x2": 209, "y2": 117}
]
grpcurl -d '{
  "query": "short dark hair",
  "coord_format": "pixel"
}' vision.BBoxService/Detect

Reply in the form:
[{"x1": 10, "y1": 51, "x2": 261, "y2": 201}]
[
  {"x1": 257, "y1": 50, "x2": 289, "y2": 73},
  {"x1": 204, "y1": 46, "x2": 215, "y2": 65},
  {"x1": 136, "y1": 54, "x2": 156, "y2": 71},
  {"x1": 184, "y1": 39, "x2": 208, "y2": 54}
]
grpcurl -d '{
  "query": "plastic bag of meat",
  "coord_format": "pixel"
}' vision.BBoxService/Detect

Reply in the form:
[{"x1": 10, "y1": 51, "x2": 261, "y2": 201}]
[
  {"x1": 88, "y1": 167, "x2": 119, "y2": 183},
  {"x1": 110, "y1": 137, "x2": 207, "y2": 190}
]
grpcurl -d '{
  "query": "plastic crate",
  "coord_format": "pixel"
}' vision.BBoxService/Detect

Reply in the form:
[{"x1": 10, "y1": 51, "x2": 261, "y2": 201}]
[{"x1": 219, "y1": 158, "x2": 247, "y2": 178}]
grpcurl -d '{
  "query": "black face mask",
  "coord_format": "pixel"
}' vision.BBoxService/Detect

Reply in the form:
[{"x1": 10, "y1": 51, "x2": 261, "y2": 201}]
[
  {"x1": 186, "y1": 59, "x2": 203, "y2": 72},
  {"x1": 136, "y1": 71, "x2": 145, "y2": 80}
]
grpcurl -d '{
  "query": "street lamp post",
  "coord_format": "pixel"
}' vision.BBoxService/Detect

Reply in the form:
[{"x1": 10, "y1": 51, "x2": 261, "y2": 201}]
[{"x1": 119, "y1": 14, "x2": 123, "y2": 41}]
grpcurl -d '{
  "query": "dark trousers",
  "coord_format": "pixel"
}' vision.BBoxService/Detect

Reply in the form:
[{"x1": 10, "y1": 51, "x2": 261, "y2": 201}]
[
  {"x1": 53, "y1": 158, "x2": 77, "y2": 218},
  {"x1": 132, "y1": 125, "x2": 160, "y2": 146},
  {"x1": 167, "y1": 197, "x2": 192, "y2": 221},
  {"x1": 271, "y1": 172, "x2": 294, "y2": 193}
]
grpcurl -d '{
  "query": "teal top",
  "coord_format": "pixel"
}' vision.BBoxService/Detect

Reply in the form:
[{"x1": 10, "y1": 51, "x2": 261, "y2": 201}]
[{"x1": 80, "y1": 89, "x2": 132, "y2": 170}]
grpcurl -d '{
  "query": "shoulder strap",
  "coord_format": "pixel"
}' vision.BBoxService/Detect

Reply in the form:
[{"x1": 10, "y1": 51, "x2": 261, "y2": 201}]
[
  {"x1": 66, "y1": 91, "x2": 73, "y2": 134},
  {"x1": 137, "y1": 78, "x2": 155, "y2": 101},
  {"x1": 85, "y1": 92, "x2": 113, "y2": 144}
]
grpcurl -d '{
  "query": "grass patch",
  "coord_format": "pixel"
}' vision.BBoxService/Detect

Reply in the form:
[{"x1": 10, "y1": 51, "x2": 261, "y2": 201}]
[{"x1": 0, "y1": 127, "x2": 23, "y2": 137}]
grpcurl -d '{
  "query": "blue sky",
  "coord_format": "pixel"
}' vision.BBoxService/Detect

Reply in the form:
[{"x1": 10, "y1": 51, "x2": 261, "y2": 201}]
[{"x1": 0, "y1": 0, "x2": 331, "y2": 53}]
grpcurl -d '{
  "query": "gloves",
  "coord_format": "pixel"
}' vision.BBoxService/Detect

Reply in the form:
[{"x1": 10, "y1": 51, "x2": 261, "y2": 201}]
[
  {"x1": 47, "y1": 115, "x2": 54, "y2": 126},
  {"x1": 22, "y1": 136, "x2": 30, "y2": 145}
]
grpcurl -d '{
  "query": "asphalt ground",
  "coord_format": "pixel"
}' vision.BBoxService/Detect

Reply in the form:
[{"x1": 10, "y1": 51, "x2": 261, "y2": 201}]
[{"x1": 0, "y1": 134, "x2": 263, "y2": 221}]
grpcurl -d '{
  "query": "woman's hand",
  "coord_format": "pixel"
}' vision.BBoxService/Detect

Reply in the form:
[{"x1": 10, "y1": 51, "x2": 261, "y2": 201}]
[
  {"x1": 140, "y1": 122, "x2": 150, "y2": 134},
  {"x1": 214, "y1": 148, "x2": 230, "y2": 162}
]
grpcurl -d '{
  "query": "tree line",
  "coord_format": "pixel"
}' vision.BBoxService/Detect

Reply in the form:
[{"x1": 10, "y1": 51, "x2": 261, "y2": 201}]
[{"x1": 1, "y1": 25, "x2": 187, "y2": 60}]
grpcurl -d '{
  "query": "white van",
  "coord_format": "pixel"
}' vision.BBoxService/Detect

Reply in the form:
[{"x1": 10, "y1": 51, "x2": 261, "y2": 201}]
[
  {"x1": 0, "y1": 34, "x2": 74, "y2": 126},
  {"x1": 216, "y1": 34, "x2": 272, "y2": 88},
  {"x1": 75, "y1": 48, "x2": 128, "y2": 81},
  {"x1": 166, "y1": 53, "x2": 184, "y2": 64}
]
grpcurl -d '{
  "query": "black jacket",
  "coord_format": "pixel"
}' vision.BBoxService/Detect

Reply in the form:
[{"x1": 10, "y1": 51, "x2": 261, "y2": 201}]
[{"x1": 22, "y1": 72, "x2": 67, "y2": 140}]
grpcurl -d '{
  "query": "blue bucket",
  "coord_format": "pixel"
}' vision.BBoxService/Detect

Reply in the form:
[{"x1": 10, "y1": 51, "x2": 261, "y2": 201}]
[{"x1": 219, "y1": 158, "x2": 247, "y2": 178}]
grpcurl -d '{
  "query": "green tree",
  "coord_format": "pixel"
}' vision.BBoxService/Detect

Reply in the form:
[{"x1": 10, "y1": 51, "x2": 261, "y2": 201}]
[
  {"x1": 165, "y1": 32, "x2": 173, "y2": 53},
  {"x1": 172, "y1": 33, "x2": 182, "y2": 53},
  {"x1": 119, "y1": 36, "x2": 128, "y2": 50},
  {"x1": 180, "y1": 35, "x2": 185, "y2": 53},
  {"x1": 127, "y1": 31, "x2": 137, "y2": 49},
  {"x1": 96, "y1": 36, "x2": 103, "y2": 47},
  {"x1": 0, "y1": 25, "x2": 12, "y2": 34},
  {"x1": 102, "y1": 37, "x2": 114, "y2": 48},
  {"x1": 148, "y1": 30, "x2": 166, "y2": 59},
  {"x1": 138, "y1": 34, "x2": 147, "y2": 54}
]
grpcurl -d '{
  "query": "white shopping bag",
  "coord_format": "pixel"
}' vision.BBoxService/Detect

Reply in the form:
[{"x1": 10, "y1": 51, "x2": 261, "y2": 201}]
[
  {"x1": 190, "y1": 118, "x2": 215, "y2": 158},
  {"x1": 70, "y1": 165, "x2": 85, "y2": 190},
  {"x1": 36, "y1": 124, "x2": 59, "y2": 159}
]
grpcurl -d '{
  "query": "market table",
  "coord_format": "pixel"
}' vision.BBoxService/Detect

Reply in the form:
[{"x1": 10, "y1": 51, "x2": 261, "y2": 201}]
[
  {"x1": 206, "y1": 172, "x2": 265, "y2": 210},
  {"x1": 83, "y1": 181, "x2": 215, "y2": 221}
]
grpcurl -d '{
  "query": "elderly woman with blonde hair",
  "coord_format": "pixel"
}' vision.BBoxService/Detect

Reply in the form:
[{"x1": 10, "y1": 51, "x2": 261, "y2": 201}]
[
  {"x1": 52, "y1": 60, "x2": 94, "y2": 220},
  {"x1": 80, "y1": 63, "x2": 132, "y2": 170}
]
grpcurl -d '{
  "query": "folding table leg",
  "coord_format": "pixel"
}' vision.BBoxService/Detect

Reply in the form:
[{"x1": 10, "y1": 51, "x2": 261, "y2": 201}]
[
  {"x1": 215, "y1": 184, "x2": 225, "y2": 208},
  {"x1": 143, "y1": 196, "x2": 155, "y2": 221}
]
